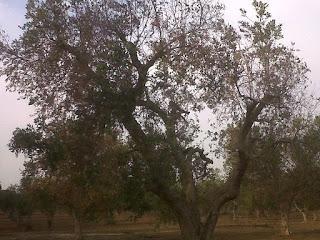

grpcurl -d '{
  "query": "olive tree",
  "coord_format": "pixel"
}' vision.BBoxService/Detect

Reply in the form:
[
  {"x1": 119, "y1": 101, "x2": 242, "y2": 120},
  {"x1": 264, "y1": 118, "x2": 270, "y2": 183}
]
[
  {"x1": 229, "y1": 116, "x2": 320, "y2": 235},
  {"x1": 20, "y1": 177, "x2": 57, "y2": 231},
  {"x1": 0, "y1": 1, "x2": 309, "y2": 239}
]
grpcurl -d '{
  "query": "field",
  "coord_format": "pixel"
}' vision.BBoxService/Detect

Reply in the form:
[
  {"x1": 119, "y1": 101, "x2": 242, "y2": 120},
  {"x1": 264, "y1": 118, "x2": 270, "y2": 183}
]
[{"x1": 1, "y1": 212, "x2": 320, "y2": 240}]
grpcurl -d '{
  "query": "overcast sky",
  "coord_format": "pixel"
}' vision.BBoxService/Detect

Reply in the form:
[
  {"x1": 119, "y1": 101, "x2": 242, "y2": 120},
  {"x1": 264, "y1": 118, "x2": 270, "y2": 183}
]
[{"x1": 0, "y1": 0, "x2": 319, "y2": 188}]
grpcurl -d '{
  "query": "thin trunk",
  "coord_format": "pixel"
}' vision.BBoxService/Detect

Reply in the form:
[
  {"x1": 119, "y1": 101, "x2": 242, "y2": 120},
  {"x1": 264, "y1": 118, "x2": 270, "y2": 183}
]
[
  {"x1": 313, "y1": 211, "x2": 318, "y2": 221},
  {"x1": 264, "y1": 209, "x2": 270, "y2": 219},
  {"x1": 294, "y1": 202, "x2": 307, "y2": 223},
  {"x1": 302, "y1": 211, "x2": 307, "y2": 223},
  {"x1": 232, "y1": 201, "x2": 237, "y2": 221},
  {"x1": 72, "y1": 210, "x2": 82, "y2": 240},
  {"x1": 280, "y1": 211, "x2": 290, "y2": 236},
  {"x1": 232, "y1": 207, "x2": 237, "y2": 221},
  {"x1": 255, "y1": 209, "x2": 260, "y2": 219},
  {"x1": 46, "y1": 213, "x2": 54, "y2": 231},
  {"x1": 24, "y1": 215, "x2": 33, "y2": 231},
  {"x1": 16, "y1": 215, "x2": 23, "y2": 230},
  {"x1": 16, "y1": 215, "x2": 32, "y2": 232}
]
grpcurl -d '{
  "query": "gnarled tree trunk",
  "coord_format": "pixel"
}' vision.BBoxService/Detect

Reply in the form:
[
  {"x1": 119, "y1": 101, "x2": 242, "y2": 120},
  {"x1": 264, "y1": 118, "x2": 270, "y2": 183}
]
[
  {"x1": 179, "y1": 219, "x2": 201, "y2": 240},
  {"x1": 177, "y1": 210, "x2": 219, "y2": 240},
  {"x1": 121, "y1": 87, "x2": 265, "y2": 240}
]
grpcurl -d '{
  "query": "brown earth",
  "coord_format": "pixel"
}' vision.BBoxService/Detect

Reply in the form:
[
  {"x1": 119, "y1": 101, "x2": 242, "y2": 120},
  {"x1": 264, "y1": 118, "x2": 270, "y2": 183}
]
[{"x1": 0, "y1": 212, "x2": 320, "y2": 239}]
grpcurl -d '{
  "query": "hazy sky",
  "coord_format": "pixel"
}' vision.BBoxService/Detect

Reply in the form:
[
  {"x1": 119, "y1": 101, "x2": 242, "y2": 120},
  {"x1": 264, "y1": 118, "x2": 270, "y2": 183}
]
[
  {"x1": 0, "y1": 0, "x2": 34, "y2": 189},
  {"x1": 0, "y1": 0, "x2": 319, "y2": 188}
]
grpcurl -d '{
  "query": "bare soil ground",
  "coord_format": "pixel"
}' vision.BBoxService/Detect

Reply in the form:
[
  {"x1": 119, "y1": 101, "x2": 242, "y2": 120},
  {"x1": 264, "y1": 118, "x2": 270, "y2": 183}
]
[
  {"x1": 1, "y1": 212, "x2": 320, "y2": 240},
  {"x1": 1, "y1": 228, "x2": 320, "y2": 240}
]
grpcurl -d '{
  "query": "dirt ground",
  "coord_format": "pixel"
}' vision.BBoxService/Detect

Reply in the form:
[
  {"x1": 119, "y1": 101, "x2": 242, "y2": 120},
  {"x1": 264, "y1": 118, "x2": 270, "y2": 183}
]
[
  {"x1": 1, "y1": 227, "x2": 320, "y2": 240},
  {"x1": 1, "y1": 213, "x2": 320, "y2": 240}
]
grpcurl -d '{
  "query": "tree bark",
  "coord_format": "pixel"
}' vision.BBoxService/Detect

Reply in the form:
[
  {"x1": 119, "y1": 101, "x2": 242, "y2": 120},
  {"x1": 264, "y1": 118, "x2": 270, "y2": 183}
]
[
  {"x1": 178, "y1": 211, "x2": 219, "y2": 240},
  {"x1": 200, "y1": 211, "x2": 220, "y2": 240},
  {"x1": 179, "y1": 219, "x2": 201, "y2": 240}
]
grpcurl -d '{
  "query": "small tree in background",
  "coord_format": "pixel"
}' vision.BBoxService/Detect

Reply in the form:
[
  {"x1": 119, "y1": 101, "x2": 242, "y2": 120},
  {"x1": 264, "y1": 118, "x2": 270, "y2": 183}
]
[
  {"x1": 9, "y1": 118, "x2": 126, "y2": 239},
  {"x1": 0, "y1": 185, "x2": 33, "y2": 231},
  {"x1": 229, "y1": 116, "x2": 320, "y2": 235},
  {"x1": 20, "y1": 176, "x2": 57, "y2": 231}
]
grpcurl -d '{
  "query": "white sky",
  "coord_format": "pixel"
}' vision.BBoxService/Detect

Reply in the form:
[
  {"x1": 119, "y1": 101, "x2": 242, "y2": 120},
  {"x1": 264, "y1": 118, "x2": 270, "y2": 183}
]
[
  {"x1": 0, "y1": 0, "x2": 319, "y2": 188},
  {"x1": 0, "y1": 0, "x2": 34, "y2": 189}
]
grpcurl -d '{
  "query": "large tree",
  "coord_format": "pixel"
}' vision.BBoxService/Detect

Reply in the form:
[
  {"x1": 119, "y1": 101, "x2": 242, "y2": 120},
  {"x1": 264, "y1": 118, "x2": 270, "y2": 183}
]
[{"x1": 0, "y1": 1, "x2": 309, "y2": 239}]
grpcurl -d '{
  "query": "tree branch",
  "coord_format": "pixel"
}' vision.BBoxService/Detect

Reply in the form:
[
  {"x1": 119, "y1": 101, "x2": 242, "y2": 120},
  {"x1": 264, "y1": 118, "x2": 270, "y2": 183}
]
[
  {"x1": 55, "y1": 39, "x2": 97, "y2": 79},
  {"x1": 137, "y1": 99, "x2": 169, "y2": 124},
  {"x1": 203, "y1": 94, "x2": 271, "y2": 232}
]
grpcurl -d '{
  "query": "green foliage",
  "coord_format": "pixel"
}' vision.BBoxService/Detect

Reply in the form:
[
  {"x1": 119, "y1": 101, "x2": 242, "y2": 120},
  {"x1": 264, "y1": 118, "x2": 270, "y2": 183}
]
[
  {"x1": 9, "y1": 125, "x2": 44, "y2": 158},
  {"x1": 10, "y1": 118, "x2": 128, "y2": 223},
  {"x1": 21, "y1": 177, "x2": 57, "y2": 221},
  {"x1": 233, "y1": 116, "x2": 320, "y2": 215}
]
